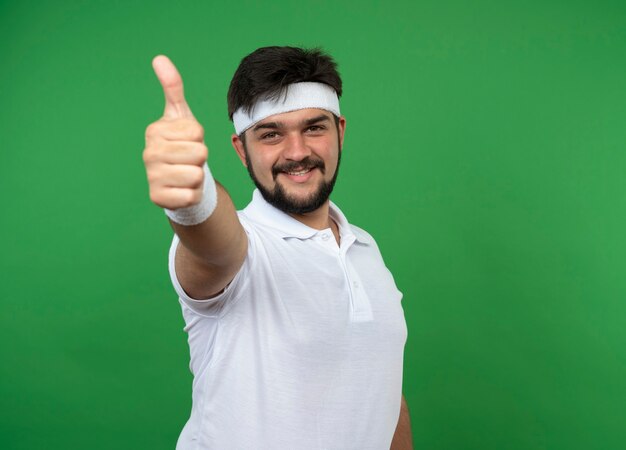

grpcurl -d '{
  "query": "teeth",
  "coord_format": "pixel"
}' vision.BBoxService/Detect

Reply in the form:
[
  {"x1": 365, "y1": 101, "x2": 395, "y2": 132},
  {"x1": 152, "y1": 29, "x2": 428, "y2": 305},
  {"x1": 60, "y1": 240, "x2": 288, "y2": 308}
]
[{"x1": 286, "y1": 168, "x2": 311, "y2": 176}]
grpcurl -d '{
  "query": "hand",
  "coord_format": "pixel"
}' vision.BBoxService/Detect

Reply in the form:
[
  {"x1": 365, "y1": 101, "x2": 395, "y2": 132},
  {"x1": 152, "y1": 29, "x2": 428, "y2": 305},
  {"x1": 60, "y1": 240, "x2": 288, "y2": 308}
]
[{"x1": 143, "y1": 55, "x2": 208, "y2": 210}]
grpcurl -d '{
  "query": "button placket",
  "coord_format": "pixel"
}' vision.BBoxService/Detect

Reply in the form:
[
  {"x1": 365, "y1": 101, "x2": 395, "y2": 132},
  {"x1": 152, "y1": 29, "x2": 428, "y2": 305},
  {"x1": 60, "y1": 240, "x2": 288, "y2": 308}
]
[
  {"x1": 346, "y1": 261, "x2": 373, "y2": 322},
  {"x1": 339, "y1": 244, "x2": 373, "y2": 323}
]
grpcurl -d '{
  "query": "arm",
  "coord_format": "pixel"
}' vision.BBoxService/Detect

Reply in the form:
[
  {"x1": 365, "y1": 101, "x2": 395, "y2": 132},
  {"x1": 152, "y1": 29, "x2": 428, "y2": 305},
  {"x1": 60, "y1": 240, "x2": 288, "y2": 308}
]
[
  {"x1": 143, "y1": 56, "x2": 247, "y2": 299},
  {"x1": 390, "y1": 395, "x2": 413, "y2": 450}
]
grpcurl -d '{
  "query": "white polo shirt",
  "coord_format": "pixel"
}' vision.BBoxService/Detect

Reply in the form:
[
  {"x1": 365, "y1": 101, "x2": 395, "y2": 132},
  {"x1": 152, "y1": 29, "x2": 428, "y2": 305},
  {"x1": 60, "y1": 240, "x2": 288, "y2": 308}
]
[{"x1": 169, "y1": 190, "x2": 408, "y2": 450}]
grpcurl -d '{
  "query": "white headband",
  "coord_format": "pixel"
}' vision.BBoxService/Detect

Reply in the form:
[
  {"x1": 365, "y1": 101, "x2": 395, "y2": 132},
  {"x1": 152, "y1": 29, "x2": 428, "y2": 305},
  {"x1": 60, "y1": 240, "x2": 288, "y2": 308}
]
[{"x1": 232, "y1": 82, "x2": 340, "y2": 135}]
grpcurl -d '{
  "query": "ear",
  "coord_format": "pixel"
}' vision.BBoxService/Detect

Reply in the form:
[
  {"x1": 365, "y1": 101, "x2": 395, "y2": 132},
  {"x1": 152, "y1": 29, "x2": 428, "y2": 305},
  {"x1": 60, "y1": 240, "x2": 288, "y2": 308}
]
[
  {"x1": 231, "y1": 133, "x2": 248, "y2": 167},
  {"x1": 338, "y1": 116, "x2": 347, "y2": 150}
]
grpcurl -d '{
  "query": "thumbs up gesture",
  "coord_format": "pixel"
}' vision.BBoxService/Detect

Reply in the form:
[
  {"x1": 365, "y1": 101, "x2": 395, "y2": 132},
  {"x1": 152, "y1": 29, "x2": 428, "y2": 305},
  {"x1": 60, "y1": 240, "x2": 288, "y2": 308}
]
[{"x1": 143, "y1": 56, "x2": 208, "y2": 210}]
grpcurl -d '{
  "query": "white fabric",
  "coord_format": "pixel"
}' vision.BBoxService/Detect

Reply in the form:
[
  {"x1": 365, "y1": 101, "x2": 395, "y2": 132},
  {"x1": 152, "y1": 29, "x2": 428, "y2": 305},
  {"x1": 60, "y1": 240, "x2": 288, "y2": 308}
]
[
  {"x1": 169, "y1": 190, "x2": 408, "y2": 450},
  {"x1": 232, "y1": 82, "x2": 341, "y2": 135},
  {"x1": 165, "y1": 163, "x2": 217, "y2": 226}
]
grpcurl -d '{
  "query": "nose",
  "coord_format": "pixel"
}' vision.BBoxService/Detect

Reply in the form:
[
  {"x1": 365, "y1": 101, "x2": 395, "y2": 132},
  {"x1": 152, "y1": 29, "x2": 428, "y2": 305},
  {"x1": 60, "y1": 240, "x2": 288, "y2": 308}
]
[{"x1": 282, "y1": 132, "x2": 312, "y2": 161}]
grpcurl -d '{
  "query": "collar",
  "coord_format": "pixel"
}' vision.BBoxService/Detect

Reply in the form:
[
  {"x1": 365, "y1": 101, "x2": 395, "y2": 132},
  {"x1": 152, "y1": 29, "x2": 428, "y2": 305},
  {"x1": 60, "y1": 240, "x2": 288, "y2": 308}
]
[{"x1": 241, "y1": 189, "x2": 371, "y2": 245}]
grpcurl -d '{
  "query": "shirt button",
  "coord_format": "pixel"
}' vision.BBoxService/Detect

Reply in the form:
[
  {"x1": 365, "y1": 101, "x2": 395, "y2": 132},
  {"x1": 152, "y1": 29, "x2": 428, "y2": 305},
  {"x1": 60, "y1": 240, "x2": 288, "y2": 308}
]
[
  {"x1": 353, "y1": 281, "x2": 359, "y2": 289},
  {"x1": 321, "y1": 233, "x2": 330, "y2": 241}
]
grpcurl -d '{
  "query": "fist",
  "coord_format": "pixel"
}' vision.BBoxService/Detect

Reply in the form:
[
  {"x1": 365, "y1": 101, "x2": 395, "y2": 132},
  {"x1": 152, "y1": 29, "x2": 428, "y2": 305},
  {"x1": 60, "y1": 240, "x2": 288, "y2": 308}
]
[{"x1": 143, "y1": 55, "x2": 208, "y2": 210}]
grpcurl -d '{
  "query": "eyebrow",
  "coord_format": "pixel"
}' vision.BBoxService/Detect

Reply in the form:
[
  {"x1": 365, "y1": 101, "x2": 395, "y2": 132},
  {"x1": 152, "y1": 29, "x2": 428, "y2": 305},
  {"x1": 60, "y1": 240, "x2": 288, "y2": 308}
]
[{"x1": 252, "y1": 114, "x2": 331, "y2": 132}]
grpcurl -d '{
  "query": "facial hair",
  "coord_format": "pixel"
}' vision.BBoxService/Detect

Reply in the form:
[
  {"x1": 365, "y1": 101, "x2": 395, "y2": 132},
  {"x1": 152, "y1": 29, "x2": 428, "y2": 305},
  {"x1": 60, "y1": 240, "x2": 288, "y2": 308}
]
[{"x1": 243, "y1": 142, "x2": 342, "y2": 215}]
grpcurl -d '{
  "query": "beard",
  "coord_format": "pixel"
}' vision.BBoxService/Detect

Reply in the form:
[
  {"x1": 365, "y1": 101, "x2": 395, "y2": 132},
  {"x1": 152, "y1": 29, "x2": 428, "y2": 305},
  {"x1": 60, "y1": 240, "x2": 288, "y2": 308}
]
[{"x1": 243, "y1": 144, "x2": 341, "y2": 215}]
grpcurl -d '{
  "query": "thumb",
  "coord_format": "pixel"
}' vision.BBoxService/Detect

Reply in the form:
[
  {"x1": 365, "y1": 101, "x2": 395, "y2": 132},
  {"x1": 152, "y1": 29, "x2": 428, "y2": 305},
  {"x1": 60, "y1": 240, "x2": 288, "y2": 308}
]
[{"x1": 152, "y1": 55, "x2": 194, "y2": 119}]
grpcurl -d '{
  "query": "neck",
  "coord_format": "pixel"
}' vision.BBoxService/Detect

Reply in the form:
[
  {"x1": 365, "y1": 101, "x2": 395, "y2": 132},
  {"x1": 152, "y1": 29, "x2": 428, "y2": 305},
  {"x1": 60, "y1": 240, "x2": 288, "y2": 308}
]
[
  {"x1": 288, "y1": 201, "x2": 332, "y2": 230},
  {"x1": 288, "y1": 201, "x2": 340, "y2": 245}
]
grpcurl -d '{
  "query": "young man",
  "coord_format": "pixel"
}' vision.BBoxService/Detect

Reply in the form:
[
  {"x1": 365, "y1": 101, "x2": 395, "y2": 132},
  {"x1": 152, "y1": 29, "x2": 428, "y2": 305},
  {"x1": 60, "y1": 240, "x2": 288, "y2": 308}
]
[{"x1": 143, "y1": 46, "x2": 412, "y2": 449}]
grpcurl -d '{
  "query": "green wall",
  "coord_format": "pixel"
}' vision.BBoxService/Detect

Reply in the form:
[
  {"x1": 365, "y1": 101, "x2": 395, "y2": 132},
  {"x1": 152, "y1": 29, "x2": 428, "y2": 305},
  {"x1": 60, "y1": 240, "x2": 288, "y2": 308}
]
[{"x1": 1, "y1": 0, "x2": 625, "y2": 448}]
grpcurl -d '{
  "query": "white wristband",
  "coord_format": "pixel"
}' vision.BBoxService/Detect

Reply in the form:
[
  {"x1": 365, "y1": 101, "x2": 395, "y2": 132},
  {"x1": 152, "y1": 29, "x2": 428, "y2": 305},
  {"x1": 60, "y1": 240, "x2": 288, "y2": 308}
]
[{"x1": 165, "y1": 163, "x2": 218, "y2": 226}]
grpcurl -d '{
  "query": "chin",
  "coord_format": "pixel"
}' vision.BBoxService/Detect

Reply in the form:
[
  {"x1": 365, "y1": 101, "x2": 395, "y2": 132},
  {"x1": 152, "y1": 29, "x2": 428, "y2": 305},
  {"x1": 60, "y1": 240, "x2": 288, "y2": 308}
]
[{"x1": 258, "y1": 179, "x2": 334, "y2": 215}]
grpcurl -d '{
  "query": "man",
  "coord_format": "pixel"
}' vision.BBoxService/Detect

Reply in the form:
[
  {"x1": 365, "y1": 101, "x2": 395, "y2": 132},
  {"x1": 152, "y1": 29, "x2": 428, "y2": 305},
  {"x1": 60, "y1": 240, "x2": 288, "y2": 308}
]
[{"x1": 143, "y1": 46, "x2": 412, "y2": 449}]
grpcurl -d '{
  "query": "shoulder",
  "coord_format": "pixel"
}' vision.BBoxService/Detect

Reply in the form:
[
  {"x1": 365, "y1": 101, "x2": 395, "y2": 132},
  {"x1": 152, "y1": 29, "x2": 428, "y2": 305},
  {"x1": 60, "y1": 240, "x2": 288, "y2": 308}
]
[{"x1": 348, "y1": 223, "x2": 377, "y2": 246}]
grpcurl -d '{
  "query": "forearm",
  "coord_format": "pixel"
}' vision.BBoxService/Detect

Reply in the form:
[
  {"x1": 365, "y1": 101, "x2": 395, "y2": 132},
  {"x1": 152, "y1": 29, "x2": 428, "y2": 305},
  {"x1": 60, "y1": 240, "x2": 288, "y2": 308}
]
[
  {"x1": 390, "y1": 395, "x2": 413, "y2": 450},
  {"x1": 171, "y1": 181, "x2": 245, "y2": 265},
  {"x1": 172, "y1": 182, "x2": 248, "y2": 299}
]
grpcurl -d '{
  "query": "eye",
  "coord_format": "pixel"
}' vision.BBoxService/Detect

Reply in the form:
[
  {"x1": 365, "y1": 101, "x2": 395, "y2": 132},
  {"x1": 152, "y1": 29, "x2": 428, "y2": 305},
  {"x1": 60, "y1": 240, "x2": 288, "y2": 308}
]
[
  {"x1": 261, "y1": 131, "x2": 279, "y2": 140},
  {"x1": 306, "y1": 125, "x2": 326, "y2": 133}
]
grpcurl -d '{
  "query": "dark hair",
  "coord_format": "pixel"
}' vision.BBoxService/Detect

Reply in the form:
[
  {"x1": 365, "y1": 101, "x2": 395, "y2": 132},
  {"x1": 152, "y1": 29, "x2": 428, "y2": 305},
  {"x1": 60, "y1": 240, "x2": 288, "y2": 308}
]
[{"x1": 227, "y1": 46, "x2": 343, "y2": 121}]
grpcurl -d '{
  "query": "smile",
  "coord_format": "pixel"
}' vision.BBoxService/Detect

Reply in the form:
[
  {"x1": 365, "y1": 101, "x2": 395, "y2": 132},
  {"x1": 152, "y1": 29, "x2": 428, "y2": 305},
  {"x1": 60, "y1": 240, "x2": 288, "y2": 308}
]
[
  {"x1": 285, "y1": 168, "x2": 313, "y2": 176},
  {"x1": 278, "y1": 167, "x2": 318, "y2": 184}
]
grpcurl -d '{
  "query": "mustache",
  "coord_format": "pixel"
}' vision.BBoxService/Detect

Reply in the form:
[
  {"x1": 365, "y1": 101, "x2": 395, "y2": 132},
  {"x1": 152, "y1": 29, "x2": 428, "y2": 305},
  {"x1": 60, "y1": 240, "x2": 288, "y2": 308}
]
[{"x1": 272, "y1": 157, "x2": 326, "y2": 180}]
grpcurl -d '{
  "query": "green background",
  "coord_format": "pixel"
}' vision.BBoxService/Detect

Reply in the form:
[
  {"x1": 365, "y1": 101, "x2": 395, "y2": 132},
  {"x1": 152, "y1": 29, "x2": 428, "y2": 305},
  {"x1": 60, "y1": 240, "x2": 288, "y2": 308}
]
[{"x1": 1, "y1": 0, "x2": 625, "y2": 449}]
